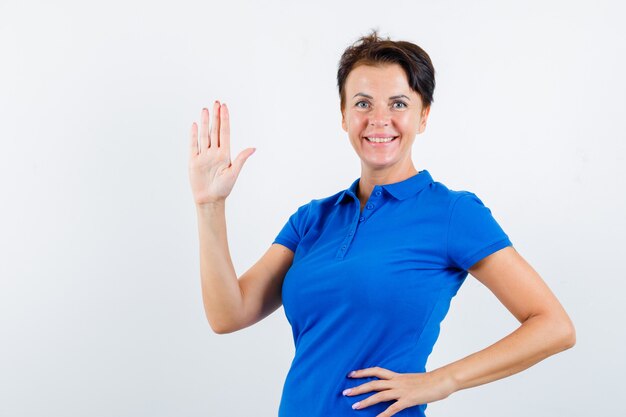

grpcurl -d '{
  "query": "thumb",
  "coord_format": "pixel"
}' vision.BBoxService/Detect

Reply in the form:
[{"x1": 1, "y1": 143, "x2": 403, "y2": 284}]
[{"x1": 232, "y1": 147, "x2": 256, "y2": 176}]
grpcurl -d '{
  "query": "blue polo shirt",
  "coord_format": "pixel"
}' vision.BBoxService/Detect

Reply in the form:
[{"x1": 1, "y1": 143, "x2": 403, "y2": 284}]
[{"x1": 272, "y1": 169, "x2": 513, "y2": 416}]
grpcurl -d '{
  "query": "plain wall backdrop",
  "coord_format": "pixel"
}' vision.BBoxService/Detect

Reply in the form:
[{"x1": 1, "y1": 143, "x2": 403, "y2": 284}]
[{"x1": 1, "y1": 0, "x2": 625, "y2": 416}]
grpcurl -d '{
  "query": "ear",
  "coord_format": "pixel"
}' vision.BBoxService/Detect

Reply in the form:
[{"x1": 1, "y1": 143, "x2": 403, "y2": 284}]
[
  {"x1": 417, "y1": 106, "x2": 431, "y2": 134},
  {"x1": 341, "y1": 108, "x2": 347, "y2": 132}
]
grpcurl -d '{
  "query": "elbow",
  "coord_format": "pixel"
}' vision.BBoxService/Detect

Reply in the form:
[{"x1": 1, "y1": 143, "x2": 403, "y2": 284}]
[
  {"x1": 210, "y1": 323, "x2": 228, "y2": 335},
  {"x1": 553, "y1": 315, "x2": 576, "y2": 351},
  {"x1": 531, "y1": 312, "x2": 576, "y2": 353},
  {"x1": 561, "y1": 321, "x2": 576, "y2": 350},
  {"x1": 210, "y1": 323, "x2": 235, "y2": 335},
  {"x1": 533, "y1": 307, "x2": 576, "y2": 352},
  {"x1": 207, "y1": 318, "x2": 237, "y2": 335}
]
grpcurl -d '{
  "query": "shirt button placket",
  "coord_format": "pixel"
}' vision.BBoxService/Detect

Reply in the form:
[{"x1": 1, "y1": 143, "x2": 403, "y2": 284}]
[
  {"x1": 338, "y1": 190, "x2": 382, "y2": 259},
  {"x1": 358, "y1": 187, "x2": 382, "y2": 225},
  {"x1": 338, "y1": 236, "x2": 352, "y2": 259}
]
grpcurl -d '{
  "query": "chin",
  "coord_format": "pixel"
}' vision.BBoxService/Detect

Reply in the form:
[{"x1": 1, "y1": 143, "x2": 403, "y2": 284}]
[{"x1": 362, "y1": 158, "x2": 398, "y2": 169}]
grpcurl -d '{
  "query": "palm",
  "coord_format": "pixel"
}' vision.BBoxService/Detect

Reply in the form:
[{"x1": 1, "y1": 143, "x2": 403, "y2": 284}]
[{"x1": 188, "y1": 101, "x2": 255, "y2": 205}]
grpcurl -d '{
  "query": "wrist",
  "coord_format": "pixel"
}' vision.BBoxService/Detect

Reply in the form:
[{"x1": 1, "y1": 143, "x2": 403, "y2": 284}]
[
  {"x1": 196, "y1": 199, "x2": 226, "y2": 211},
  {"x1": 430, "y1": 366, "x2": 459, "y2": 398}
]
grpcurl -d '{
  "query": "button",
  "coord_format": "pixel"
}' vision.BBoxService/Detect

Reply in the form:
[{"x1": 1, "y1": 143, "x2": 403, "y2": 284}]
[
  {"x1": 341, "y1": 245, "x2": 347, "y2": 249},
  {"x1": 366, "y1": 204, "x2": 373, "y2": 209},
  {"x1": 348, "y1": 230, "x2": 354, "y2": 236},
  {"x1": 359, "y1": 216, "x2": 365, "y2": 222},
  {"x1": 375, "y1": 190, "x2": 381, "y2": 196}
]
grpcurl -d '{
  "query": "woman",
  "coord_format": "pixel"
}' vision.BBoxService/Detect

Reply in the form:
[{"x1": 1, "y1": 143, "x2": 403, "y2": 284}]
[{"x1": 188, "y1": 30, "x2": 576, "y2": 417}]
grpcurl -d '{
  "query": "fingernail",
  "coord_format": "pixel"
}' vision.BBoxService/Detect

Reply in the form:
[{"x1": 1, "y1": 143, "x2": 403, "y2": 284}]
[
  {"x1": 352, "y1": 402, "x2": 360, "y2": 409},
  {"x1": 342, "y1": 389, "x2": 352, "y2": 396},
  {"x1": 348, "y1": 371, "x2": 356, "y2": 377}
]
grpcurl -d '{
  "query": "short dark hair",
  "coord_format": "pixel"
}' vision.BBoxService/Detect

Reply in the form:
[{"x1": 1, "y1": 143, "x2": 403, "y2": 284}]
[{"x1": 337, "y1": 29, "x2": 436, "y2": 113}]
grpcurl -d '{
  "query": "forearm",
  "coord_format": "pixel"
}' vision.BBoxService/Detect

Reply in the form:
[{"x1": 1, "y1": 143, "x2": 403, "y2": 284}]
[
  {"x1": 195, "y1": 200, "x2": 243, "y2": 333},
  {"x1": 433, "y1": 313, "x2": 576, "y2": 394}
]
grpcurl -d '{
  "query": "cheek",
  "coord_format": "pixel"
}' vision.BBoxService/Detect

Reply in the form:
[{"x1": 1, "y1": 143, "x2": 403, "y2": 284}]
[
  {"x1": 398, "y1": 113, "x2": 417, "y2": 127},
  {"x1": 347, "y1": 114, "x2": 367, "y2": 132},
  {"x1": 393, "y1": 117, "x2": 419, "y2": 135}
]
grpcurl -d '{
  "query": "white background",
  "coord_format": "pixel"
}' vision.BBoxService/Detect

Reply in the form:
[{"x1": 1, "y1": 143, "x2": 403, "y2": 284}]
[{"x1": 1, "y1": 0, "x2": 624, "y2": 416}]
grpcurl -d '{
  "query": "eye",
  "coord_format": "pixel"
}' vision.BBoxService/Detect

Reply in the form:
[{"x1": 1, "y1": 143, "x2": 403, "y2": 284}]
[
  {"x1": 393, "y1": 101, "x2": 408, "y2": 109},
  {"x1": 355, "y1": 100, "x2": 369, "y2": 109}
]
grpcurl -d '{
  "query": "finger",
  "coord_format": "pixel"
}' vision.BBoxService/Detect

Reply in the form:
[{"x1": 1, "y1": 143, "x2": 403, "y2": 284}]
[
  {"x1": 200, "y1": 107, "x2": 209, "y2": 150},
  {"x1": 352, "y1": 389, "x2": 397, "y2": 412},
  {"x1": 344, "y1": 379, "x2": 388, "y2": 396},
  {"x1": 189, "y1": 122, "x2": 199, "y2": 157},
  {"x1": 378, "y1": 400, "x2": 406, "y2": 417},
  {"x1": 210, "y1": 100, "x2": 220, "y2": 148},
  {"x1": 220, "y1": 102, "x2": 230, "y2": 152},
  {"x1": 350, "y1": 367, "x2": 396, "y2": 380},
  {"x1": 232, "y1": 147, "x2": 256, "y2": 176}
]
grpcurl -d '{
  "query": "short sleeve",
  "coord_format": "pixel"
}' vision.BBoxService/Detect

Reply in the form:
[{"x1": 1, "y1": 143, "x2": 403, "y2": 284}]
[
  {"x1": 447, "y1": 192, "x2": 513, "y2": 271},
  {"x1": 272, "y1": 202, "x2": 311, "y2": 252}
]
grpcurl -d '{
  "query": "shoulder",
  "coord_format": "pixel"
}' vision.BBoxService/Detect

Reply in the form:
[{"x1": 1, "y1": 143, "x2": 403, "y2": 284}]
[
  {"x1": 298, "y1": 189, "x2": 345, "y2": 219},
  {"x1": 425, "y1": 178, "x2": 478, "y2": 211},
  {"x1": 284, "y1": 188, "x2": 345, "y2": 225}
]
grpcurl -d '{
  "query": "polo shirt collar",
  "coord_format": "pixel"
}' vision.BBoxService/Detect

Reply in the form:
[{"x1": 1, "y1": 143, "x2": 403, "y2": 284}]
[{"x1": 334, "y1": 169, "x2": 433, "y2": 205}]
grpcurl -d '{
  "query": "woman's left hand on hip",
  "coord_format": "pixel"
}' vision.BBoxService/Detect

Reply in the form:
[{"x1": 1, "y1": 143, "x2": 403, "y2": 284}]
[{"x1": 343, "y1": 366, "x2": 454, "y2": 416}]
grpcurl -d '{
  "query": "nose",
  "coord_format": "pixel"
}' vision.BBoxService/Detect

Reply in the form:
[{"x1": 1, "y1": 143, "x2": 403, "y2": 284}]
[{"x1": 369, "y1": 106, "x2": 391, "y2": 127}]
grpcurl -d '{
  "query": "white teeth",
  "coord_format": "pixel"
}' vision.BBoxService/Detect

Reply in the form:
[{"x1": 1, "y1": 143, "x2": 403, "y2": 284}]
[{"x1": 366, "y1": 137, "x2": 396, "y2": 143}]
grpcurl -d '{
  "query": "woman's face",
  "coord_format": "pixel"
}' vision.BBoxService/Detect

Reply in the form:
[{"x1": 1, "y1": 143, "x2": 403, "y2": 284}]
[{"x1": 341, "y1": 63, "x2": 430, "y2": 174}]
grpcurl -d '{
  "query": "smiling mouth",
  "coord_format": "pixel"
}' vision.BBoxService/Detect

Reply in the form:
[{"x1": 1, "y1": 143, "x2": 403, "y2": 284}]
[{"x1": 364, "y1": 136, "x2": 399, "y2": 143}]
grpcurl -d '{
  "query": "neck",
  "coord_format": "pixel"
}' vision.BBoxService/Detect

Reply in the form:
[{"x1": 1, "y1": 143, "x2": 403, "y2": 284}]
[{"x1": 357, "y1": 162, "x2": 418, "y2": 204}]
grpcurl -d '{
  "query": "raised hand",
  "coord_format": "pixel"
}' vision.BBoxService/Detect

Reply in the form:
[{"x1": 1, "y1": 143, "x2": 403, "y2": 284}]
[{"x1": 188, "y1": 101, "x2": 256, "y2": 205}]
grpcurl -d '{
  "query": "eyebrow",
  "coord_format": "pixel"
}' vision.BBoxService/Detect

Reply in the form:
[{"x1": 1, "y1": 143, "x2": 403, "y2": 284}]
[{"x1": 352, "y1": 93, "x2": 411, "y2": 101}]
